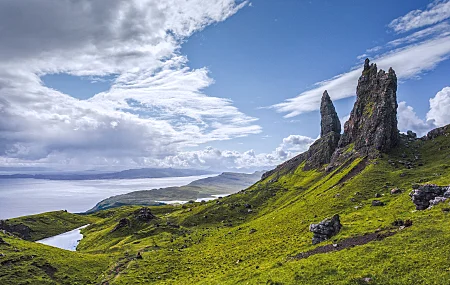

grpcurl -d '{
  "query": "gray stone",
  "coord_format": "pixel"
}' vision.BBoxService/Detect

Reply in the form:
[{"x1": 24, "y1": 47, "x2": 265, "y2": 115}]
[
  {"x1": 320, "y1": 90, "x2": 341, "y2": 137},
  {"x1": 410, "y1": 184, "x2": 450, "y2": 210},
  {"x1": 309, "y1": 214, "x2": 342, "y2": 244},
  {"x1": 371, "y1": 200, "x2": 385, "y2": 206},
  {"x1": 134, "y1": 207, "x2": 156, "y2": 222},
  {"x1": 338, "y1": 59, "x2": 399, "y2": 156}
]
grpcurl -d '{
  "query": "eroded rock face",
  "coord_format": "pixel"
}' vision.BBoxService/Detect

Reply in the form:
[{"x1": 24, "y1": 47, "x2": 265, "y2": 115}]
[
  {"x1": 338, "y1": 59, "x2": 399, "y2": 156},
  {"x1": 309, "y1": 214, "x2": 342, "y2": 244},
  {"x1": 0, "y1": 220, "x2": 32, "y2": 240},
  {"x1": 409, "y1": 184, "x2": 450, "y2": 210},
  {"x1": 303, "y1": 91, "x2": 341, "y2": 170},
  {"x1": 321, "y1": 90, "x2": 341, "y2": 137}
]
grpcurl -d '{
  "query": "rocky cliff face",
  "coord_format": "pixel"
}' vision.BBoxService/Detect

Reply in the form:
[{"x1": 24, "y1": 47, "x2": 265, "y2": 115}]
[
  {"x1": 263, "y1": 59, "x2": 400, "y2": 179},
  {"x1": 303, "y1": 91, "x2": 341, "y2": 170},
  {"x1": 320, "y1": 90, "x2": 341, "y2": 137},
  {"x1": 338, "y1": 59, "x2": 399, "y2": 156}
]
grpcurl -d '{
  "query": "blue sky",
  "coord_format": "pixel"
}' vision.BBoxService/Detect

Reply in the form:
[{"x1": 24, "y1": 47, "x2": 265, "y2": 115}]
[{"x1": 2, "y1": 0, "x2": 450, "y2": 171}]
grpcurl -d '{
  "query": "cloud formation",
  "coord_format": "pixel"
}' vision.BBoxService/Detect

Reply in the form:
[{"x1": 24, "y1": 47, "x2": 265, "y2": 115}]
[
  {"x1": 0, "y1": 0, "x2": 264, "y2": 169},
  {"x1": 397, "y1": 87, "x2": 450, "y2": 137},
  {"x1": 388, "y1": 0, "x2": 450, "y2": 33}
]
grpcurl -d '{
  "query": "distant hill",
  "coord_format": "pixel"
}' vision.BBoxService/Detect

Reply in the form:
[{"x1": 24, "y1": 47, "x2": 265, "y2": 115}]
[
  {"x1": 0, "y1": 167, "x2": 215, "y2": 180},
  {"x1": 86, "y1": 171, "x2": 264, "y2": 212}
]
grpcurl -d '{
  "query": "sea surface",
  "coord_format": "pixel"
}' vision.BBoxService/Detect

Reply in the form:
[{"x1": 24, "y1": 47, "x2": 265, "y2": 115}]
[
  {"x1": 0, "y1": 175, "x2": 215, "y2": 219},
  {"x1": 36, "y1": 225, "x2": 89, "y2": 251}
]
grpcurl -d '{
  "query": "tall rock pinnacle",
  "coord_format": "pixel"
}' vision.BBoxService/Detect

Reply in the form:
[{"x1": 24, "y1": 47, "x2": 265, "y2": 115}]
[
  {"x1": 338, "y1": 58, "x2": 399, "y2": 156},
  {"x1": 320, "y1": 90, "x2": 341, "y2": 137}
]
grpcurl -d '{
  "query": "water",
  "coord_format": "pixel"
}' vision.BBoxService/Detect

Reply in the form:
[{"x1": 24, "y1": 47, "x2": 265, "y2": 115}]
[
  {"x1": 156, "y1": 193, "x2": 231, "y2": 204},
  {"x1": 36, "y1": 225, "x2": 89, "y2": 251},
  {"x1": 0, "y1": 175, "x2": 215, "y2": 219}
]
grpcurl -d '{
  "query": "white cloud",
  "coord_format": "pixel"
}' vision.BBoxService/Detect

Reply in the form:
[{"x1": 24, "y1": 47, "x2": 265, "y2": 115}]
[
  {"x1": 388, "y1": 0, "x2": 450, "y2": 33},
  {"x1": 427, "y1": 86, "x2": 450, "y2": 126},
  {"x1": 0, "y1": 0, "x2": 263, "y2": 170},
  {"x1": 157, "y1": 134, "x2": 315, "y2": 170},
  {"x1": 397, "y1": 87, "x2": 450, "y2": 137},
  {"x1": 272, "y1": 34, "x2": 450, "y2": 118},
  {"x1": 397, "y1": 102, "x2": 435, "y2": 136}
]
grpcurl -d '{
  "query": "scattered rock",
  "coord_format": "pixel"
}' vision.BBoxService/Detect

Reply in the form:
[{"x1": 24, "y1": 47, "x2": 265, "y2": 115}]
[
  {"x1": 249, "y1": 228, "x2": 257, "y2": 234},
  {"x1": 136, "y1": 252, "x2": 143, "y2": 259},
  {"x1": 244, "y1": 204, "x2": 252, "y2": 209},
  {"x1": 406, "y1": 130, "x2": 417, "y2": 139},
  {"x1": 410, "y1": 184, "x2": 450, "y2": 210},
  {"x1": 390, "y1": 188, "x2": 402, "y2": 195},
  {"x1": 309, "y1": 214, "x2": 342, "y2": 245},
  {"x1": 374, "y1": 193, "x2": 381, "y2": 198},
  {"x1": 425, "y1": 125, "x2": 450, "y2": 140},
  {"x1": 111, "y1": 218, "x2": 130, "y2": 233},
  {"x1": 134, "y1": 207, "x2": 156, "y2": 222},
  {"x1": 362, "y1": 277, "x2": 373, "y2": 283},
  {"x1": 371, "y1": 200, "x2": 385, "y2": 206}
]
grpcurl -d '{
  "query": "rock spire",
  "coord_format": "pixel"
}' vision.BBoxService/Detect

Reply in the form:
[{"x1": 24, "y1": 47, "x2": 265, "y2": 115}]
[
  {"x1": 338, "y1": 58, "x2": 399, "y2": 156},
  {"x1": 320, "y1": 90, "x2": 341, "y2": 137}
]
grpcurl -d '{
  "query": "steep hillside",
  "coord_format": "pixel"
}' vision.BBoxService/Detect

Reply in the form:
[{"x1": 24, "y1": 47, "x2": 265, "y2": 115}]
[{"x1": 1, "y1": 60, "x2": 450, "y2": 285}]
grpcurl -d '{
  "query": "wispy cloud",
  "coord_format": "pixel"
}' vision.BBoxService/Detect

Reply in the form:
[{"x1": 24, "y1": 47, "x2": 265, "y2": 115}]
[
  {"x1": 0, "y1": 0, "x2": 260, "y2": 169},
  {"x1": 388, "y1": 0, "x2": 450, "y2": 33},
  {"x1": 273, "y1": 23, "x2": 450, "y2": 117}
]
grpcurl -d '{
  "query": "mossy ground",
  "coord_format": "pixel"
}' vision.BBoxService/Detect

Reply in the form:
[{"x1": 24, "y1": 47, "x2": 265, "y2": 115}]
[{"x1": 1, "y1": 133, "x2": 450, "y2": 284}]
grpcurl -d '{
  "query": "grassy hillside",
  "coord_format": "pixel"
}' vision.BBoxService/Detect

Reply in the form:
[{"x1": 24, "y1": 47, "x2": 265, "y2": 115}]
[
  {"x1": 87, "y1": 171, "x2": 263, "y2": 213},
  {"x1": 1, "y1": 131, "x2": 450, "y2": 284}
]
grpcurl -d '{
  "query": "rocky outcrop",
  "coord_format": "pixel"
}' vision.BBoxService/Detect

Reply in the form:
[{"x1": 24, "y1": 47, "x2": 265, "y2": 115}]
[
  {"x1": 262, "y1": 91, "x2": 342, "y2": 176},
  {"x1": 424, "y1": 124, "x2": 450, "y2": 140},
  {"x1": 338, "y1": 59, "x2": 399, "y2": 156},
  {"x1": 409, "y1": 184, "x2": 450, "y2": 210},
  {"x1": 111, "y1": 218, "x2": 130, "y2": 233},
  {"x1": 309, "y1": 214, "x2": 342, "y2": 244},
  {"x1": 321, "y1": 91, "x2": 341, "y2": 136},
  {"x1": 263, "y1": 59, "x2": 400, "y2": 179},
  {"x1": 134, "y1": 207, "x2": 156, "y2": 222},
  {"x1": 303, "y1": 91, "x2": 341, "y2": 170},
  {"x1": 0, "y1": 220, "x2": 32, "y2": 240}
]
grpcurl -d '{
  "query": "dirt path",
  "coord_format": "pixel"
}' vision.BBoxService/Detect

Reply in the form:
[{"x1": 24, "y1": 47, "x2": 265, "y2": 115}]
[{"x1": 293, "y1": 230, "x2": 395, "y2": 260}]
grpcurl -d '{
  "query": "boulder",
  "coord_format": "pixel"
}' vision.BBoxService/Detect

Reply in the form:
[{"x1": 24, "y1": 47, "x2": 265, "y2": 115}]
[
  {"x1": 309, "y1": 214, "x2": 342, "y2": 245},
  {"x1": 390, "y1": 188, "x2": 402, "y2": 195},
  {"x1": 371, "y1": 200, "x2": 385, "y2": 206},
  {"x1": 410, "y1": 184, "x2": 450, "y2": 210}
]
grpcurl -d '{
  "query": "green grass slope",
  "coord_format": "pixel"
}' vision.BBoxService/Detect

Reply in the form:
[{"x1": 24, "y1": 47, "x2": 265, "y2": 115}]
[{"x1": 1, "y1": 131, "x2": 450, "y2": 284}]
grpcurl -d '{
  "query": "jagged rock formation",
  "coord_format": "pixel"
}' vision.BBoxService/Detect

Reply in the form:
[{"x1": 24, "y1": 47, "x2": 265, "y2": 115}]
[
  {"x1": 134, "y1": 207, "x2": 156, "y2": 222},
  {"x1": 263, "y1": 59, "x2": 400, "y2": 179},
  {"x1": 338, "y1": 59, "x2": 399, "y2": 156},
  {"x1": 424, "y1": 124, "x2": 450, "y2": 140},
  {"x1": 321, "y1": 91, "x2": 341, "y2": 137},
  {"x1": 303, "y1": 91, "x2": 341, "y2": 170},
  {"x1": 309, "y1": 214, "x2": 342, "y2": 244},
  {"x1": 410, "y1": 184, "x2": 450, "y2": 210},
  {"x1": 262, "y1": 91, "x2": 341, "y2": 178}
]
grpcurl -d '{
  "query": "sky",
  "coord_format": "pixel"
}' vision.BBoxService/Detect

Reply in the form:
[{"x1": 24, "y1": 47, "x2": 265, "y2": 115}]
[{"x1": 1, "y1": 0, "x2": 450, "y2": 172}]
